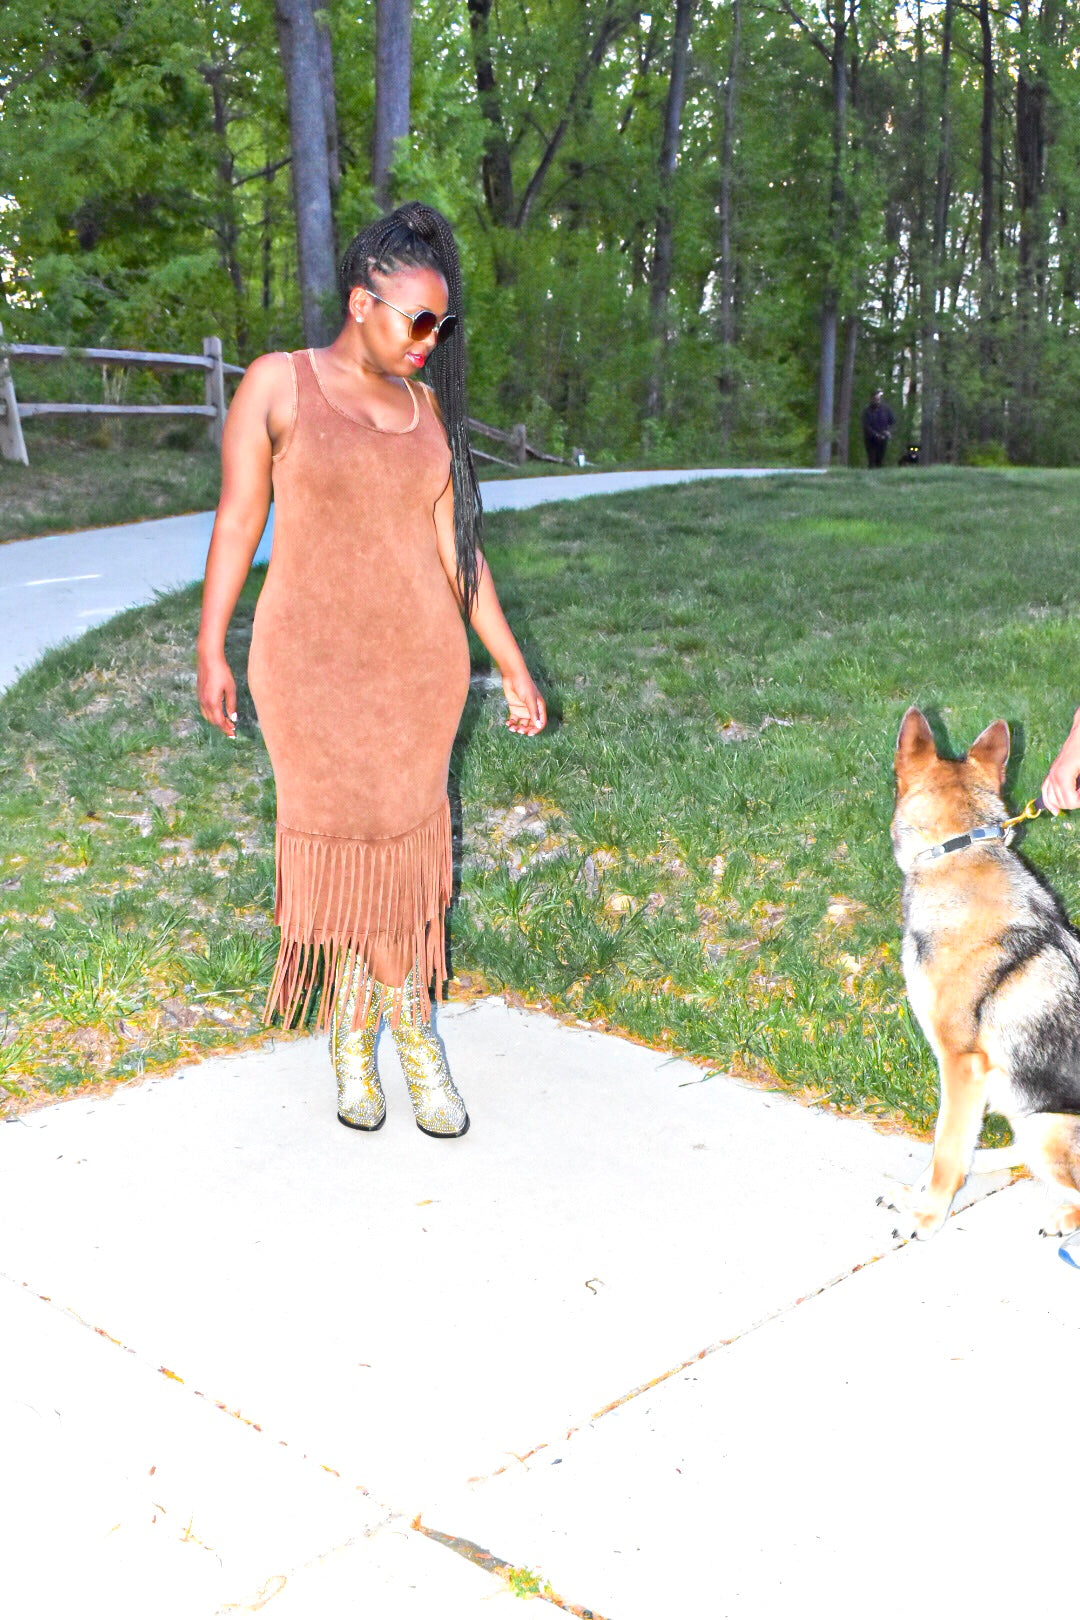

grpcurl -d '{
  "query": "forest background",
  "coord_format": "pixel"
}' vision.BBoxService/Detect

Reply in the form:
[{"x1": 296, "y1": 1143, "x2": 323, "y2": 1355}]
[{"x1": 3, "y1": 0, "x2": 1079, "y2": 470}]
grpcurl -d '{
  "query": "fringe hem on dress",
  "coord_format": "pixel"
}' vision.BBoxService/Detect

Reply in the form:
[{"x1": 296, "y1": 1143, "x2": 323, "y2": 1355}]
[{"x1": 262, "y1": 799, "x2": 452, "y2": 1033}]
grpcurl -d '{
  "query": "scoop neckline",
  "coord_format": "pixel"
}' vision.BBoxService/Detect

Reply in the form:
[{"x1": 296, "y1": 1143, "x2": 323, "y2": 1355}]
[{"x1": 306, "y1": 348, "x2": 420, "y2": 434}]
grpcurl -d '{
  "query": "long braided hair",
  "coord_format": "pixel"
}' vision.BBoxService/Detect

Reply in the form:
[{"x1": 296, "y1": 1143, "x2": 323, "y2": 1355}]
[{"x1": 339, "y1": 202, "x2": 481, "y2": 619}]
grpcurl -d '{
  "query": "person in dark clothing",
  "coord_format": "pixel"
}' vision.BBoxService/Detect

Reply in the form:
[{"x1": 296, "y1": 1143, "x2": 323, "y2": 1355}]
[{"x1": 862, "y1": 389, "x2": 895, "y2": 468}]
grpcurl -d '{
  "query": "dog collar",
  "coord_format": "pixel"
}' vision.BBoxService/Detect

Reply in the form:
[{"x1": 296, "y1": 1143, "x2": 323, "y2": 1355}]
[{"x1": 914, "y1": 822, "x2": 1014, "y2": 864}]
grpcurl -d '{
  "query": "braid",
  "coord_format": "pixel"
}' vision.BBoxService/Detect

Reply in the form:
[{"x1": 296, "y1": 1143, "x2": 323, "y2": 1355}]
[{"x1": 339, "y1": 202, "x2": 482, "y2": 620}]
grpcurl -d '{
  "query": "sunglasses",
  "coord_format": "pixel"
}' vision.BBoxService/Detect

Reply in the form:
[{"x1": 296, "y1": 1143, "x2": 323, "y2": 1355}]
[{"x1": 366, "y1": 289, "x2": 458, "y2": 345}]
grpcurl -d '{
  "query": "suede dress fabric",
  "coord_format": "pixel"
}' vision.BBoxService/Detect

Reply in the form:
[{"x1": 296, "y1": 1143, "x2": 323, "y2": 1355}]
[{"x1": 247, "y1": 348, "x2": 469, "y2": 1031}]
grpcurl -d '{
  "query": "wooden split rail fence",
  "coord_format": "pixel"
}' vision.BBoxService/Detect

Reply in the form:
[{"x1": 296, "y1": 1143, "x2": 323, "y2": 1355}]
[
  {"x1": 466, "y1": 416, "x2": 585, "y2": 470},
  {"x1": 0, "y1": 331, "x2": 585, "y2": 469},
  {"x1": 0, "y1": 331, "x2": 241, "y2": 465}
]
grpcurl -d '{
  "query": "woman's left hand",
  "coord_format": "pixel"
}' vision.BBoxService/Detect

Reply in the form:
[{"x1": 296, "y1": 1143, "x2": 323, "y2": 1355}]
[{"x1": 501, "y1": 664, "x2": 547, "y2": 736}]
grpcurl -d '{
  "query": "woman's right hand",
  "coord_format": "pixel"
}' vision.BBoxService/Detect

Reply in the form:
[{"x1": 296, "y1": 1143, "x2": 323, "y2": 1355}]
[{"x1": 197, "y1": 652, "x2": 238, "y2": 738}]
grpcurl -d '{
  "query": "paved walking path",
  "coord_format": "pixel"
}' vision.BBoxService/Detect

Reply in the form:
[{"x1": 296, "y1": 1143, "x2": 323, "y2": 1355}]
[
  {"x1": 3, "y1": 470, "x2": 1078, "y2": 1616},
  {"x1": 0, "y1": 467, "x2": 819, "y2": 692}
]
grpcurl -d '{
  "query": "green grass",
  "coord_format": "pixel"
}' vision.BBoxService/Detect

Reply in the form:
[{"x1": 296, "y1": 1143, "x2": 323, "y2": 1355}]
[
  {"x1": 0, "y1": 571, "x2": 279, "y2": 1098},
  {"x1": 4, "y1": 466, "x2": 1080, "y2": 1127},
  {"x1": 0, "y1": 433, "x2": 224, "y2": 542}
]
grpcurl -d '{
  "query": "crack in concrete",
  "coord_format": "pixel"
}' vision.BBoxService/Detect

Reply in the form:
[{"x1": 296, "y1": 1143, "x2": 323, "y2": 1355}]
[
  {"x1": 469, "y1": 1256, "x2": 892, "y2": 1485},
  {"x1": 3, "y1": 1273, "x2": 376, "y2": 1500},
  {"x1": 472, "y1": 1177, "x2": 1021, "y2": 1485},
  {"x1": 414, "y1": 1519, "x2": 612, "y2": 1618}
]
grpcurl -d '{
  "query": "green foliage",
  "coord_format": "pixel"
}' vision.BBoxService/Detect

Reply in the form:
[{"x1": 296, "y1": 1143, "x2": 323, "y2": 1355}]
[
  {"x1": 963, "y1": 440, "x2": 1011, "y2": 469},
  {"x1": 6, "y1": 5, "x2": 1080, "y2": 470}
]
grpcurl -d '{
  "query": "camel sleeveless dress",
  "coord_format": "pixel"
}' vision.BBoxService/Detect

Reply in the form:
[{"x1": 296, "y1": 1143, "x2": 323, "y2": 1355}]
[{"x1": 247, "y1": 348, "x2": 469, "y2": 1031}]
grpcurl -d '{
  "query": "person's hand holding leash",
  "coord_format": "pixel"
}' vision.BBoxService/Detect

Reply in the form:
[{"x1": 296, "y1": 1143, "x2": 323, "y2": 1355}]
[{"x1": 1041, "y1": 705, "x2": 1080, "y2": 812}]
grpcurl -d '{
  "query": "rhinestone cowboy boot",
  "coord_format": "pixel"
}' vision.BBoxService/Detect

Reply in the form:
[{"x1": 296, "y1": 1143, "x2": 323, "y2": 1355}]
[
  {"x1": 330, "y1": 959, "x2": 386, "y2": 1131},
  {"x1": 389, "y1": 966, "x2": 469, "y2": 1138}
]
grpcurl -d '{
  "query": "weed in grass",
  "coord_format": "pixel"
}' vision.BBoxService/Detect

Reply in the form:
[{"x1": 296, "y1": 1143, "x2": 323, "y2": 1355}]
[
  {"x1": 184, "y1": 862, "x2": 225, "y2": 900},
  {"x1": 0, "y1": 1029, "x2": 33, "y2": 1091},
  {"x1": 98, "y1": 889, "x2": 157, "y2": 929},
  {"x1": 475, "y1": 864, "x2": 552, "y2": 927},
  {"x1": 37, "y1": 948, "x2": 148, "y2": 1030},
  {"x1": 42, "y1": 1064, "x2": 95, "y2": 1094},
  {"x1": 181, "y1": 935, "x2": 278, "y2": 999},
  {"x1": 33, "y1": 912, "x2": 178, "y2": 1028},
  {"x1": 193, "y1": 821, "x2": 238, "y2": 854},
  {"x1": 63, "y1": 835, "x2": 96, "y2": 869},
  {"x1": 225, "y1": 857, "x2": 275, "y2": 911}
]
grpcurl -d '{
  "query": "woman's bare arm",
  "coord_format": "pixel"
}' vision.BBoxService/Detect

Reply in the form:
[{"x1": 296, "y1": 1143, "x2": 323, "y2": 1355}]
[
  {"x1": 433, "y1": 476, "x2": 546, "y2": 736},
  {"x1": 196, "y1": 353, "x2": 290, "y2": 736}
]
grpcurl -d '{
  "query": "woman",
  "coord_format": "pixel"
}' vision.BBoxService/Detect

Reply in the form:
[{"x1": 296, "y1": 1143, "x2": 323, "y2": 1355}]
[{"x1": 197, "y1": 202, "x2": 546, "y2": 1137}]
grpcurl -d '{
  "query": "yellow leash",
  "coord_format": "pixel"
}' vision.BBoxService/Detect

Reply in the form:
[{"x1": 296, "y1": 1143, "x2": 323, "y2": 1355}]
[{"x1": 1002, "y1": 794, "x2": 1053, "y2": 831}]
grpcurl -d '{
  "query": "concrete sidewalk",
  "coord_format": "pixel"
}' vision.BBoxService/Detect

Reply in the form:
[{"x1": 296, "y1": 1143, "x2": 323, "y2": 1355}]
[
  {"x1": 3, "y1": 997, "x2": 1075, "y2": 1618},
  {"x1": 0, "y1": 466, "x2": 820, "y2": 692}
]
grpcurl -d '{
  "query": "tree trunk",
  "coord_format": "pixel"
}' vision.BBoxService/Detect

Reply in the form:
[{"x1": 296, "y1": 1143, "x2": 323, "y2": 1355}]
[
  {"x1": 317, "y1": 10, "x2": 341, "y2": 199},
  {"x1": 717, "y1": 0, "x2": 742, "y2": 444},
  {"x1": 274, "y1": 0, "x2": 338, "y2": 346},
  {"x1": 816, "y1": 294, "x2": 839, "y2": 468},
  {"x1": 262, "y1": 167, "x2": 273, "y2": 319},
  {"x1": 1014, "y1": 1, "x2": 1058, "y2": 455},
  {"x1": 912, "y1": 1, "x2": 930, "y2": 460},
  {"x1": 515, "y1": 8, "x2": 629, "y2": 230},
  {"x1": 977, "y1": 0, "x2": 995, "y2": 411},
  {"x1": 646, "y1": 0, "x2": 696, "y2": 420},
  {"x1": 373, "y1": 0, "x2": 411, "y2": 209},
  {"x1": 816, "y1": 12, "x2": 849, "y2": 469},
  {"x1": 836, "y1": 316, "x2": 857, "y2": 465},
  {"x1": 467, "y1": 0, "x2": 514, "y2": 228},
  {"x1": 203, "y1": 62, "x2": 249, "y2": 355},
  {"x1": 922, "y1": 0, "x2": 953, "y2": 464},
  {"x1": 1014, "y1": 0, "x2": 1057, "y2": 308}
]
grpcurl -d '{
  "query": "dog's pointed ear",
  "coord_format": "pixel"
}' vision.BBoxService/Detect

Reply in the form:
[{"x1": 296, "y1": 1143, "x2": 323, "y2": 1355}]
[
  {"x1": 895, "y1": 707, "x2": 938, "y2": 793},
  {"x1": 896, "y1": 707, "x2": 936, "y2": 764},
  {"x1": 968, "y1": 719, "x2": 1010, "y2": 786}
]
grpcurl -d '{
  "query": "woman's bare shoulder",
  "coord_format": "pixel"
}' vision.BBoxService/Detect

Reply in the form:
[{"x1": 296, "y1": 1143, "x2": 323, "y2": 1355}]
[
  {"x1": 241, "y1": 350, "x2": 294, "y2": 397},
  {"x1": 228, "y1": 352, "x2": 296, "y2": 441}
]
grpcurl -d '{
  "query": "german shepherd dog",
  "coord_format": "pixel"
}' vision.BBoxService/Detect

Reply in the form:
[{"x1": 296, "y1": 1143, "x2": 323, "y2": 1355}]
[{"x1": 882, "y1": 707, "x2": 1080, "y2": 1240}]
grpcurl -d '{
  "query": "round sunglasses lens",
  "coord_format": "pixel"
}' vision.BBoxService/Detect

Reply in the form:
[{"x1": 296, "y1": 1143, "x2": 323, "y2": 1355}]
[
  {"x1": 410, "y1": 310, "x2": 438, "y2": 340},
  {"x1": 435, "y1": 314, "x2": 458, "y2": 345}
]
